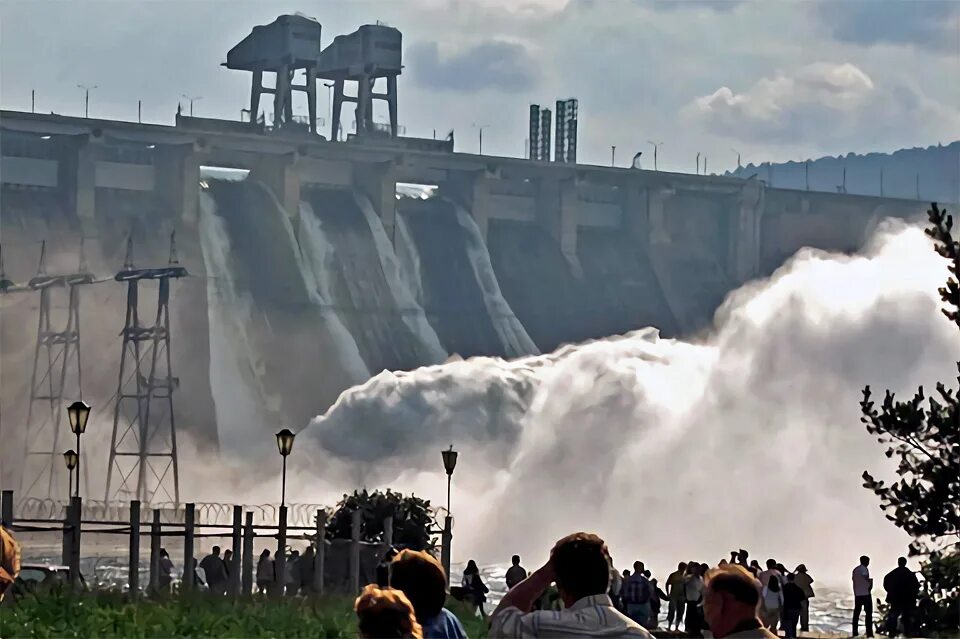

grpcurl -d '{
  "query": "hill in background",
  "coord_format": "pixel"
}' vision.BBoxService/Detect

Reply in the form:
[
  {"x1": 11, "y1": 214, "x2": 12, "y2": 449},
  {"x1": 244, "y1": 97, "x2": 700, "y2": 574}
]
[{"x1": 726, "y1": 142, "x2": 960, "y2": 204}]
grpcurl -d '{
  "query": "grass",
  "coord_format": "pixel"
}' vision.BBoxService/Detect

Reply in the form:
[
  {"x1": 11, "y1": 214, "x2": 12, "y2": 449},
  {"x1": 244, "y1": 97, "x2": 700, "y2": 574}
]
[{"x1": 0, "y1": 589, "x2": 490, "y2": 638}]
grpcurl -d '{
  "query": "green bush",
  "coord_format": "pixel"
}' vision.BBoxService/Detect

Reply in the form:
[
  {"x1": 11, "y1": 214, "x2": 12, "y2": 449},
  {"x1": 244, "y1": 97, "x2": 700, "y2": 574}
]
[{"x1": 324, "y1": 489, "x2": 438, "y2": 551}]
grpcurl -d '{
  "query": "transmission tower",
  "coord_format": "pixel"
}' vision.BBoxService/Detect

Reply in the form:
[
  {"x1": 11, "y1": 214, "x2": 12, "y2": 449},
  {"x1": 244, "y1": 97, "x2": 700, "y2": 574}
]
[
  {"x1": 104, "y1": 233, "x2": 186, "y2": 506},
  {"x1": 19, "y1": 239, "x2": 94, "y2": 501}
]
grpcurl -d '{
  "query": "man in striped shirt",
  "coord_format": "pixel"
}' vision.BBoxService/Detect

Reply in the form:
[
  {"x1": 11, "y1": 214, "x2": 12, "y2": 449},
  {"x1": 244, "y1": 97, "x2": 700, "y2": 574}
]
[{"x1": 489, "y1": 532, "x2": 653, "y2": 638}]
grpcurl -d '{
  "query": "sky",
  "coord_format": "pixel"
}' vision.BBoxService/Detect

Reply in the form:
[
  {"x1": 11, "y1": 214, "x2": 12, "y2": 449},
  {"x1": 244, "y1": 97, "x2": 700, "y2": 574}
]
[{"x1": 1, "y1": 0, "x2": 958, "y2": 173}]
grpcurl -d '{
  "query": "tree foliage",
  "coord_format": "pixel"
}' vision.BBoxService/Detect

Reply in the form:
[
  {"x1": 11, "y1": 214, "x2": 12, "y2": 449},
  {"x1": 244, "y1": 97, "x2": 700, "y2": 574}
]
[
  {"x1": 860, "y1": 203, "x2": 960, "y2": 635},
  {"x1": 860, "y1": 203, "x2": 960, "y2": 549},
  {"x1": 324, "y1": 489, "x2": 438, "y2": 551}
]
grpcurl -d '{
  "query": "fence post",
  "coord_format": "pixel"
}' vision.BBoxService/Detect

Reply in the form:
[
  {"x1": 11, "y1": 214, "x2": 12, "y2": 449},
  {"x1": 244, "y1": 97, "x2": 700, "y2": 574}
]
[
  {"x1": 149, "y1": 509, "x2": 161, "y2": 594},
  {"x1": 0, "y1": 489, "x2": 13, "y2": 526},
  {"x1": 314, "y1": 509, "x2": 326, "y2": 596},
  {"x1": 275, "y1": 505, "x2": 287, "y2": 598},
  {"x1": 129, "y1": 500, "x2": 141, "y2": 596},
  {"x1": 182, "y1": 503, "x2": 195, "y2": 593},
  {"x1": 69, "y1": 496, "x2": 82, "y2": 591},
  {"x1": 441, "y1": 515, "x2": 452, "y2": 586},
  {"x1": 350, "y1": 509, "x2": 361, "y2": 594},
  {"x1": 241, "y1": 511, "x2": 254, "y2": 596},
  {"x1": 230, "y1": 505, "x2": 242, "y2": 597}
]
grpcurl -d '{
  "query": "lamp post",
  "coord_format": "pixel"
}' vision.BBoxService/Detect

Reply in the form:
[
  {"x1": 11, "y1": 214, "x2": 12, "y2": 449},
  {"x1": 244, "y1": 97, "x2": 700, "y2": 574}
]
[
  {"x1": 275, "y1": 428, "x2": 296, "y2": 507},
  {"x1": 647, "y1": 141, "x2": 663, "y2": 171},
  {"x1": 181, "y1": 94, "x2": 202, "y2": 117},
  {"x1": 441, "y1": 445, "x2": 458, "y2": 515},
  {"x1": 66, "y1": 401, "x2": 90, "y2": 498},
  {"x1": 472, "y1": 124, "x2": 489, "y2": 155},
  {"x1": 77, "y1": 84, "x2": 97, "y2": 118},
  {"x1": 63, "y1": 449, "x2": 78, "y2": 499}
]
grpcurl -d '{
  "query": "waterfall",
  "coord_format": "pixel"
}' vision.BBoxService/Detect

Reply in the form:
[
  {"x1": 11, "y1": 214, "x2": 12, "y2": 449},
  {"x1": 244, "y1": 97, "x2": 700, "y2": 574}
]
[
  {"x1": 198, "y1": 188, "x2": 278, "y2": 453},
  {"x1": 449, "y1": 201, "x2": 540, "y2": 357},
  {"x1": 353, "y1": 192, "x2": 447, "y2": 364},
  {"x1": 251, "y1": 188, "x2": 370, "y2": 385},
  {"x1": 394, "y1": 208, "x2": 426, "y2": 307}
]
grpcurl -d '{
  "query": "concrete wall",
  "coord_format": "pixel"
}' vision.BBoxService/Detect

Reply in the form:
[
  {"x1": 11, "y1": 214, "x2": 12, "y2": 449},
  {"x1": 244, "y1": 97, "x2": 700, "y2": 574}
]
[
  {"x1": 94, "y1": 161, "x2": 155, "y2": 191},
  {"x1": 1, "y1": 157, "x2": 58, "y2": 187}
]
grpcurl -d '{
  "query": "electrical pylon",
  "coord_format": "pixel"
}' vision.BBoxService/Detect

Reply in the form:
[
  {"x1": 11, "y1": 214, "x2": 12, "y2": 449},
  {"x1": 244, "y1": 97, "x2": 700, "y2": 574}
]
[
  {"x1": 104, "y1": 233, "x2": 186, "y2": 505},
  {"x1": 18, "y1": 239, "x2": 94, "y2": 501}
]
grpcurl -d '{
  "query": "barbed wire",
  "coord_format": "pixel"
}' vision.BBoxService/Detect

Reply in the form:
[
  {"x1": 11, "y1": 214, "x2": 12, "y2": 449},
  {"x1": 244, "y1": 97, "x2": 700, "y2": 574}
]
[{"x1": 14, "y1": 497, "x2": 328, "y2": 527}]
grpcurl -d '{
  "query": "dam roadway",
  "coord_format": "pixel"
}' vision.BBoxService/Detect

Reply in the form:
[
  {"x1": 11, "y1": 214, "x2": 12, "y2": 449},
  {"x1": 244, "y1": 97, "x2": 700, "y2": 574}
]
[{"x1": 0, "y1": 109, "x2": 927, "y2": 328}]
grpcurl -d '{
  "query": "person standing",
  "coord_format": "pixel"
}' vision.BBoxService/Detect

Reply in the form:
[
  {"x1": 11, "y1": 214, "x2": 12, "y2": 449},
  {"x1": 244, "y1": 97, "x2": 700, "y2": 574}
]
[
  {"x1": 199, "y1": 545, "x2": 228, "y2": 596},
  {"x1": 793, "y1": 564, "x2": 815, "y2": 632},
  {"x1": 488, "y1": 532, "x2": 652, "y2": 638},
  {"x1": 286, "y1": 549, "x2": 301, "y2": 596},
  {"x1": 650, "y1": 577, "x2": 668, "y2": 629},
  {"x1": 666, "y1": 562, "x2": 688, "y2": 631},
  {"x1": 390, "y1": 549, "x2": 468, "y2": 639},
  {"x1": 505, "y1": 555, "x2": 528, "y2": 590},
  {"x1": 758, "y1": 559, "x2": 781, "y2": 589},
  {"x1": 883, "y1": 557, "x2": 920, "y2": 637},
  {"x1": 852, "y1": 555, "x2": 874, "y2": 637},
  {"x1": 223, "y1": 549, "x2": 233, "y2": 586},
  {"x1": 684, "y1": 563, "x2": 706, "y2": 637},
  {"x1": 158, "y1": 548, "x2": 175, "y2": 594},
  {"x1": 780, "y1": 573, "x2": 805, "y2": 638},
  {"x1": 759, "y1": 572, "x2": 783, "y2": 630},
  {"x1": 702, "y1": 564, "x2": 777, "y2": 638},
  {"x1": 300, "y1": 546, "x2": 316, "y2": 595},
  {"x1": 622, "y1": 561, "x2": 653, "y2": 627},
  {"x1": 462, "y1": 559, "x2": 489, "y2": 619},
  {"x1": 256, "y1": 549, "x2": 273, "y2": 595}
]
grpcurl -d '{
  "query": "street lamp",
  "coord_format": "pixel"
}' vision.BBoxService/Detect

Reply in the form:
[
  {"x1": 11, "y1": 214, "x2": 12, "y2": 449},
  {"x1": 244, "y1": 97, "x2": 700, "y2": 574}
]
[
  {"x1": 275, "y1": 428, "x2": 296, "y2": 507},
  {"x1": 66, "y1": 400, "x2": 90, "y2": 498},
  {"x1": 647, "y1": 141, "x2": 663, "y2": 171},
  {"x1": 63, "y1": 449, "x2": 78, "y2": 499},
  {"x1": 181, "y1": 94, "x2": 202, "y2": 117},
  {"x1": 441, "y1": 445, "x2": 458, "y2": 515},
  {"x1": 472, "y1": 124, "x2": 489, "y2": 155},
  {"x1": 77, "y1": 84, "x2": 97, "y2": 118}
]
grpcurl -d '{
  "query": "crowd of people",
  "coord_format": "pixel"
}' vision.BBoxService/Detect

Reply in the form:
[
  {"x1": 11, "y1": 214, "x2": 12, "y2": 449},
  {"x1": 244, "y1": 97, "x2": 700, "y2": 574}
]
[
  {"x1": 146, "y1": 543, "x2": 320, "y2": 598},
  {"x1": 0, "y1": 520, "x2": 928, "y2": 639},
  {"x1": 357, "y1": 539, "x2": 926, "y2": 639}
]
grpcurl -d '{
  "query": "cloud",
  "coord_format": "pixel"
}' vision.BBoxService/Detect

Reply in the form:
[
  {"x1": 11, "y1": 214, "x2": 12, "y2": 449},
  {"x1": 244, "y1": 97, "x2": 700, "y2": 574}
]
[
  {"x1": 815, "y1": 1, "x2": 960, "y2": 52},
  {"x1": 683, "y1": 62, "x2": 960, "y2": 147},
  {"x1": 407, "y1": 40, "x2": 539, "y2": 93}
]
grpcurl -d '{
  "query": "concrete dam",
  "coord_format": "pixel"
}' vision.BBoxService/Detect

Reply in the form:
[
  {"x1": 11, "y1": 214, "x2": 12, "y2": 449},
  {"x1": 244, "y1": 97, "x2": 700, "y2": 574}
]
[{"x1": 0, "y1": 109, "x2": 928, "y2": 499}]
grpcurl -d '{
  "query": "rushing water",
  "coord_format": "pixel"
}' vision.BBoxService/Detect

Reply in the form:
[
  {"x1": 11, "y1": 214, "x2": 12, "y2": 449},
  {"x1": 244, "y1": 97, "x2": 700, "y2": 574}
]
[{"x1": 304, "y1": 220, "x2": 950, "y2": 589}]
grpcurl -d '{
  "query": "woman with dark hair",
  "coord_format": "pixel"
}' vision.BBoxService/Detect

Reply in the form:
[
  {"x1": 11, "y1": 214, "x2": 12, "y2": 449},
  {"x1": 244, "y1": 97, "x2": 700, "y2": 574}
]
[
  {"x1": 462, "y1": 559, "x2": 489, "y2": 619},
  {"x1": 390, "y1": 549, "x2": 467, "y2": 639},
  {"x1": 355, "y1": 584, "x2": 423, "y2": 639},
  {"x1": 761, "y1": 572, "x2": 784, "y2": 629}
]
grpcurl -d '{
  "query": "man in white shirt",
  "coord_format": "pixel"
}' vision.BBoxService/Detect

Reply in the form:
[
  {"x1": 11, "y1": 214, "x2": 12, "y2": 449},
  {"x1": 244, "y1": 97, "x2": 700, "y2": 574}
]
[
  {"x1": 852, "y1": 555, "x2": 874, "y2": 637},
  {"x1": 489, "y1": 532, "x2": 653, "y2": 638},
  {"x1": 757, "y1": 559, "x2": 782, "y2": 589}
]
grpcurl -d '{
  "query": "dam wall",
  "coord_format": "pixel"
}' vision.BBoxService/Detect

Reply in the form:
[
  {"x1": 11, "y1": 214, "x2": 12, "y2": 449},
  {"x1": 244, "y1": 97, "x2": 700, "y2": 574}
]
[{"x1": 0, "y1": 110, "x2": 929, "y2": 493}]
